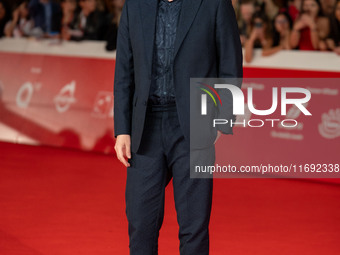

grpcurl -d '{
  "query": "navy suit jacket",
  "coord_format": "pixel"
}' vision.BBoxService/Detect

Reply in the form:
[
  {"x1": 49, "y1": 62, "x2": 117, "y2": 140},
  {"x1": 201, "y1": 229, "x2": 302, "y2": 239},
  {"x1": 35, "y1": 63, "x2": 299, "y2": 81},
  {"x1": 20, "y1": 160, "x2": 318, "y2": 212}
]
[{"x1": 114, "y1": 0, "x2": 243, "y2": 153}]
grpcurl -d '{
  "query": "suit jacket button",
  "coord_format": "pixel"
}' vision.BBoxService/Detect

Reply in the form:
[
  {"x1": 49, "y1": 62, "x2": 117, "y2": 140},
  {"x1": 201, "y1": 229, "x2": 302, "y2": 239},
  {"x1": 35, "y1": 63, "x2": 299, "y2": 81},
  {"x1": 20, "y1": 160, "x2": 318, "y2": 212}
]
[{"x1": 143, "y1": 100, "x2": 148, "y2": 106}]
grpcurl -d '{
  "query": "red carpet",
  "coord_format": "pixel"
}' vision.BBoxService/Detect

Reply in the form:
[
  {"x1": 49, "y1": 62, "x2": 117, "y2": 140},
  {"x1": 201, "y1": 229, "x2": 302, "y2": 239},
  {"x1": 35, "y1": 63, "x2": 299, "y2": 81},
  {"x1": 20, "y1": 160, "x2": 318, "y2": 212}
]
[{"x1": 0, "y1": 142, "x2": 339, "y2": 255}]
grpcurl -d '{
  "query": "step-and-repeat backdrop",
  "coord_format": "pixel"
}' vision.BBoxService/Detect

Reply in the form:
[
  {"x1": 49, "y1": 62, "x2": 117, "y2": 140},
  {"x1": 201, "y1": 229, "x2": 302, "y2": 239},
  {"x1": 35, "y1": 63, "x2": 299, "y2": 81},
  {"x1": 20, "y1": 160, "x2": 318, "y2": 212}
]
[
  {"x1": 0, "y1": 39, "x2": 116, "y2": 154},
  {"x1": 0, "y1": 38, "x2": 339, "y2": 182}
]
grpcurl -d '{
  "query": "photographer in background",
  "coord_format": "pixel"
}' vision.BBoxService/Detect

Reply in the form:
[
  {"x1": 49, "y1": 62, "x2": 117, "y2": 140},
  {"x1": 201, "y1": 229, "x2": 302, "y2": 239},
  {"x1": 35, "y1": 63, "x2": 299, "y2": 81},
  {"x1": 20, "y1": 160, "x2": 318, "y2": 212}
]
[
  {"x1": 4, "y1": 1, "x2": 34, "y2": 38},
  {"x1": 260, "y1": 11, "x2": 292, "y2": 56},
  {"x1": 290, "y1": 0, "x2": 329, "y2": 50},
  {"x1": 244, "y1": 12, "x2": 273, "y2": 62},
  {"x1": 62, "y1": 0, "x2": 107, "y2": 41}
]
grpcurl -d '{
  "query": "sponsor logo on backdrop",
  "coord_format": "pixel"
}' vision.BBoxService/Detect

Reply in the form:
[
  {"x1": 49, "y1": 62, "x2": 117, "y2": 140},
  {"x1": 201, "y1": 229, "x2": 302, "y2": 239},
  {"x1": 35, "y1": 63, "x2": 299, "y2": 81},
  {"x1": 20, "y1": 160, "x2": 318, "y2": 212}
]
[
  {"x1": 92, "y1": 91, "x2": 113, "y2": 118},
  {"x1": 16, "y1": 82, "x2": 34, "y2": 108},
  {"x1": 319, "y1": 108, "x2": 340, "y2": 139},
  {"x1": 306, "y1": 87, "x2": 338, "y2": 96},
  {"x1": 30, "y1": 67, "x2": 42, "y2": 74},
  {"x1": 54, "y1": 81, "x2": 77, "y2": 113},
  {"x1": 235, "y1": 103, "x2": 253, "y2": 124},
  {"x1": 276, "y1": 104, "x2": 307, "y2": 131}
]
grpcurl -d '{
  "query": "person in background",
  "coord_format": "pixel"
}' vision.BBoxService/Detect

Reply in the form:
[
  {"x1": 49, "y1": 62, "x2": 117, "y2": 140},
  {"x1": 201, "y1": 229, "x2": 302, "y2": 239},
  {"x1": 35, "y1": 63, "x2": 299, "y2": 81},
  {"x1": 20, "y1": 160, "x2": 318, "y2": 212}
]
[
  {"x1": 0, "y1": 0, "x2": 10, "y2": 38},
  {"x1": 63, "y1": 0, "x2": 107, "y2": 41},
  {"x1": 261, "y1": 11, "x2": 292, "y2": 56},
  {"x1": 232, "y1": 0, "x2": 239, "y2": 9},
  {"x1": 288, "y1": 0, "x2": 302, "y2": 21},
  {"x1": 95, "y1": 0, "x2": 107, "y2": 12},
  {"x1": 326, "y1": 0, "x2": 340, "y2": 54},
  {"x1": 4, "y1": 1, "x2": 34, "y2": 38},
  {"x1": 239, "y1": 0, "x2": 256, "y2": 46},
  {"x1": 60, "y1": 0, "x2": 76, "y2": 40},
  {"x1": 316, "y1": 0, "x2": 332, "y2": 50},
  {"x1": 290, "y1": 0, "x2": 329, "y2": 50},
  {"x1": 61, "y1": 0, "x2": 76, "y2": 27},
  {"x1": 255, "y1": 0, "x2": 279, "y2": 19},
  {"x1": 244, "y1": 12, "x2": 273, "y2": 62},
  {"x1": 28, "y1": 0, "x2": 62, "y2": 37},
  {"x1": 320, "y1": 0, "x2": 336, "y2": 16},
  {"x1": 105, "y1": 0, "x2": 124, "y2": 51}
]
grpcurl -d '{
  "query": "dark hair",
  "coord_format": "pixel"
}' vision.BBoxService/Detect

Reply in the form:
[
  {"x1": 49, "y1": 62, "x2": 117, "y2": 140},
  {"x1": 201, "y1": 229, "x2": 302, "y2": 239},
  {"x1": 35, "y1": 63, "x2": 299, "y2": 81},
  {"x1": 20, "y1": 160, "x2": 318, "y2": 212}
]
[
  {"x1": 335, "y1": 0, "x2": 340, "y2": 13},
  {"x1": 300, "y1": 0, "x2": 323, "y2": 17},
  {"x1": 240, "y1": 0, "x2": 255, "y2": 5},
  {"x1": 250, "y1": 11, "x2": 270, "y2": 27},
  {"x1": 12, "y1": 0, "x2": 29, "y2": 11},
  {"x1": 0, "y1": 0, "x2": 10, "y2": 37},
  {"x1": 250, "y1": 11, "x2": 272, "y2": 40},
  {"x1": 328, "y1": 0, "x2": 340, "y2": 45},
  {"x1": 13, "y1": 0, "x2": 30, "y2": 25},
  {"x1": 0, "y1": 0, "x2": 10, "y2": 21},
  {"x1": 272, "y1": 11, "x2": 293, "y2": 47}
]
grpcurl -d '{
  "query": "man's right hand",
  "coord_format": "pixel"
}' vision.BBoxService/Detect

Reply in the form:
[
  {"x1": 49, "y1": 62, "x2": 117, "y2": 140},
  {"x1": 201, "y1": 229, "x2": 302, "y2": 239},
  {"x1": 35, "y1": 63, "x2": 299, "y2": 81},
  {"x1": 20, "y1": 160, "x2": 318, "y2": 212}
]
[{"x1": 114, "y1": 134, "x2": 131, "y2": 167}]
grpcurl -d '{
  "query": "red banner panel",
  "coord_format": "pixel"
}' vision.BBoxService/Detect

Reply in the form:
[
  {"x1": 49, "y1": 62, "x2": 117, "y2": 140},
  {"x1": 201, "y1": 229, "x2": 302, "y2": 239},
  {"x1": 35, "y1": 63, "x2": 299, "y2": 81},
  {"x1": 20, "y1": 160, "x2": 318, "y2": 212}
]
[
  {"x1": 0, "y1": 39, "x2": 339, "y2": 183},
  {"x1": 0, "y1": 51, "x2": 115, "y2": 154},
  {"x1": 213, "y1": 78, "x2": 340, "y2": 183}
]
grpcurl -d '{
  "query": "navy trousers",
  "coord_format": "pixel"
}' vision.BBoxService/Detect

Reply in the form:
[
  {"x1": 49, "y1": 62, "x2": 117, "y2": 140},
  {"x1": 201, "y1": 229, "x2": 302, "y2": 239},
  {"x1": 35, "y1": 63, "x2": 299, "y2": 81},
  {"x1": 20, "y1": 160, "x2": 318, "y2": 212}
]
[{"x1": 126, "y1": 104, "x2": 214, "y2": 255}]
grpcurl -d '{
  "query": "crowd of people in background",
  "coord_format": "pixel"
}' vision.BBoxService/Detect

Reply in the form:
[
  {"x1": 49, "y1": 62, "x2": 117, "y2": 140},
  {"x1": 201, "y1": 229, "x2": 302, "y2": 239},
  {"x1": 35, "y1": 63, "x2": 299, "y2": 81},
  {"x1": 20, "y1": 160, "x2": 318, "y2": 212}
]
[
  {"x1": 238, "y1": 0, "x2": 340, "y2": 61},
  {"x1": 0, "y1": 0, "x2": 124, "y2": 51},
  {"x1": 0, "y1": 0, "x2": 339, "y2": 58}
]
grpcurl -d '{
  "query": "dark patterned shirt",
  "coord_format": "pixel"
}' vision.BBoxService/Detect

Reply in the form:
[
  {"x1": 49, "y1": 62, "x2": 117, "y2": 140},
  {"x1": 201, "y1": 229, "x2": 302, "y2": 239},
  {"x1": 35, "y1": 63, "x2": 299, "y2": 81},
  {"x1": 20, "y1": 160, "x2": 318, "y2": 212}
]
[{"x1": 148, "y1": 0, "x2": 182, "y2": 105}]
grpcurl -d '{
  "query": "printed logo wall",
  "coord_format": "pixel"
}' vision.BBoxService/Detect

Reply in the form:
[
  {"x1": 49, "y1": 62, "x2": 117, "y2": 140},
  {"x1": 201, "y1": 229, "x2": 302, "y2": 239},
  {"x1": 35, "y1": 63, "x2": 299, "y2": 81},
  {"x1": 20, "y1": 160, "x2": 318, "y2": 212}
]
[
  {"x1": 0, "y1": 51, "x2": 115, "y2": 154},
  {"x1": 214, "y1": 78, "x2": 340, "y2": 165},
  {"x1": 190, "y1": 78, "x2": 339, "y2": 182},
  {"x1": 0, "y1": 42, "x2": 339, "y2": 184},
  {"x1": 213, "y1": 74, "x2": 340, "y2": 183}
]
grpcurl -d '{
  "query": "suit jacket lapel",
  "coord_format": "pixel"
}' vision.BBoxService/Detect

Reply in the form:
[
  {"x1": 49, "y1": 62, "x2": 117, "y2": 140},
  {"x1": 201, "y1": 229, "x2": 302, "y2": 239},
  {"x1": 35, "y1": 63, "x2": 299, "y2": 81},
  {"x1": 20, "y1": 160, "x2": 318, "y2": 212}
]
[
  {"x1": 139, "y1": 0, "x2": 158, "y2": 76},
  {"x1": 174, "y1": 0, "x2": 203, "y2": 59}
]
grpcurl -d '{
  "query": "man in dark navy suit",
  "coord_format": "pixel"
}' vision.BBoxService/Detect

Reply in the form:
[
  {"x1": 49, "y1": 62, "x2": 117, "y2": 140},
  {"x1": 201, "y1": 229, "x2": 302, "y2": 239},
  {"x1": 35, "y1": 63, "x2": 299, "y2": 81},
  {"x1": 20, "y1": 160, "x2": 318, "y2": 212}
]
[{"x1": 114, "y1": 0, "x2": 242, "y2": 254}]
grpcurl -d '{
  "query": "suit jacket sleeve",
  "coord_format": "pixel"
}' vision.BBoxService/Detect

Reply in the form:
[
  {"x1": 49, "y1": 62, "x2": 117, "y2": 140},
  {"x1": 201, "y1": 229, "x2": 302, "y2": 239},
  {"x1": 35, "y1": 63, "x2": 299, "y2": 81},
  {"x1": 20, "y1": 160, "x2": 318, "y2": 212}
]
[
  {"x1": 114, "y1": 1, "x2": 135, "y2": 137},
  {"x1": 215, "y1": 0, "x2": 243, "y2": 135}
]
